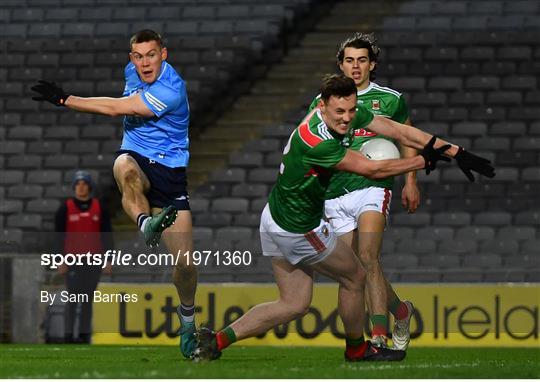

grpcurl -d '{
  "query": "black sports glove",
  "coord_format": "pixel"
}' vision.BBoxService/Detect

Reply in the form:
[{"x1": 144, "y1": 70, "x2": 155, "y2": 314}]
[
  {"x1": 455, "y1": 147, "x2": 495, "y2": 182},
  {"x1": 31, "y1": 80, "x2": 70, "y2": 107},
  {"x1": 419, "y1": 135, "x2": 451, "y2": 175}
]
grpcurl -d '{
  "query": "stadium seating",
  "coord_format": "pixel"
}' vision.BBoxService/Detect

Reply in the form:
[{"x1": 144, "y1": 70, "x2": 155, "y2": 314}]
[{"x1": 2, "y1": 0, "x2": 538, "y2": 284}]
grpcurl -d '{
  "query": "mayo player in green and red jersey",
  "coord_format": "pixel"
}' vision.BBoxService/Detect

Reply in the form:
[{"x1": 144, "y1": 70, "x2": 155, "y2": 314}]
[
  {"x1": 191, "y1": 74, "x2": 494, "y2": 362},
  {"x1": 308, "y1": 33, "x2": 419, "y2": 349}
]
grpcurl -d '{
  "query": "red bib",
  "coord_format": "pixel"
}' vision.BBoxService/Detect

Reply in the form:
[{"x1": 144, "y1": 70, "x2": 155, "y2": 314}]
[{"x1": 64, "y1": 198, "x2": 103, "y2": 255}]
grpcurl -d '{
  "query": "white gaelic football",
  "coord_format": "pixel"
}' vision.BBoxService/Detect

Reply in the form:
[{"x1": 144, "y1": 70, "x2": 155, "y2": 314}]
[{"x1": 359, "y1": 138, "x2": 401, "y2": 160}]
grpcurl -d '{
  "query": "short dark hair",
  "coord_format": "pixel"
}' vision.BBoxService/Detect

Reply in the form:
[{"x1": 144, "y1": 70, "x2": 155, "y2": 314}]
[
  {"x1": 320, "y1": 74, "x2": 357, "y2": 103},
  {"x1": 130, "y1": 29, "x2": 164, "y2": 49},
  {"x1": 336, "y1": 32, "x2": 380, "y2": 80}
]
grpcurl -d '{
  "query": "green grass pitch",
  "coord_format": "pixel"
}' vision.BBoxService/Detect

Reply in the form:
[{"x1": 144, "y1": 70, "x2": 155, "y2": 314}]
[{"x1": 1, "y1": 345, "x2": 538, "y2": 378}]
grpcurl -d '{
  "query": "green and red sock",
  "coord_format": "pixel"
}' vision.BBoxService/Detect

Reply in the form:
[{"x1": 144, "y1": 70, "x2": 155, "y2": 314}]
[
  {"x1": 389, "y1": 297, "x2": 409, "y2": 320},
  {"x1": 345, "y1": 335, "x2": 367, "y2": 359},
  {"x1": 370, "y1": 314, "x2": 388, "y2": 338},
  {"x1": 216, "y1": 326, "x2": 237, "y2": 351}
]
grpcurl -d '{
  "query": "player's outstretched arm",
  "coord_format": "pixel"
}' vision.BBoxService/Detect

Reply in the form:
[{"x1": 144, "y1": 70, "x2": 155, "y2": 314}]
[
  {"x1": 31, "y1": 80, "x2": 154, "y2": 118},
  {"x1": 336, "y1": 136, "x2": 450, "y2": 179},
  {"x1": 365, "y1": 115, "x2": 495, "y2": 182}
]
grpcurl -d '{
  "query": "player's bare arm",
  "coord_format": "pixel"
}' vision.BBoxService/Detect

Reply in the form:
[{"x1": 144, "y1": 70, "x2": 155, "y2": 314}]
[
  {"x1": 367, "y1": 115, "x2": 458, "y2": 156},
  {"x1": 366, "y1": 115, "x2": 495, "y2": 181},
  {"x1": 65, "y1": 93, "x2": 155, "y2": 118},
  {"x1": 400, "y1": 118, "x2": 420, "y2": 213},
  {"x1": 335, "y1": 149, "x2": 424, "y2": 179},
  {"x1": 30, "y1": 80, "x2": 155, "y2": 118}
]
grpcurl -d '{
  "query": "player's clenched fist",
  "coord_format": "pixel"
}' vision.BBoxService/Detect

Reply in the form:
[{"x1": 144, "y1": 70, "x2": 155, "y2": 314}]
[{"x1": 31, "y1": 80, "x2": 70, "y2": 106}]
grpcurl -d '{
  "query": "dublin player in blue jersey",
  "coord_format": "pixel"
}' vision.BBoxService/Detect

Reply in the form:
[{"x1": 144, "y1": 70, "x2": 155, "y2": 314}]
[{"x1": 31, "y1": 30, "x2": 198, "y2": 359}]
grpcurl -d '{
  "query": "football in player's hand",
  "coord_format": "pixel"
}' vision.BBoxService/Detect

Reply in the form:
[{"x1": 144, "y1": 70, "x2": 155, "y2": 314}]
[{"x1": 360, "y1": 138, "x2": 401, "y2": 160}]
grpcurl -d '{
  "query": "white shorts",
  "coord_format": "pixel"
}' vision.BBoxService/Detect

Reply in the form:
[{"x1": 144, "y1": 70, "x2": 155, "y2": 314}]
[
  {"x1": 259, "y1": 204, "x2": 337, "y2": 265},
  {"x1": 325, "y1": 186, "x2": 392, "y2": 236}
]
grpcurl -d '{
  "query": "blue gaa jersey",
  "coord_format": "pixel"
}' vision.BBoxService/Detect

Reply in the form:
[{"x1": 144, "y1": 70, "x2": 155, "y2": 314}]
[{"x1": 121, "y1": 61, "x2": 190, "y2": 168}]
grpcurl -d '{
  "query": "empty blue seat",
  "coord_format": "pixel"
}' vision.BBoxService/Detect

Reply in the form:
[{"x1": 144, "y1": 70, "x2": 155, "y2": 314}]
[
  {"x1": 441, "y1": 268, "x2": 483, "y2": 282},
  {"x1": 248, "y1": 168, "x2": 278, "y2": 184},
  {"x1": 482, "y1": 239, "x2": 519, "y2": 255},
  {"x1": 503, "y1": 1, "x2": 539, "y2": 14},
  {"x1": 232, "y1": 212, "x2": 261, "y2": 227},
  {"x1": 391, "y1": 77, "x2": 425, "y2": 92},
  {"x1": 43, "y1": 154, "x2": 80, "y2": 169},
  {"x1": 8, "y1": 184, "x2": 43, "y2": 199},
  {"x1": 382, "y1": 17, "x2": 416, "y2": 31},
  {"x1": 447, "y1": 197, "x2": 487, "y2": 213},
  {"x1": 44, "y1": 184, "x2": 71, "y2": 199},
  {"x1": 498, "y1": 226, "x2": 537, "y2": 241},
  {"x1": 417, "y1": 16, "x2": 451, "y2": 30},
  {"x1": 250, "y1": 198, "x2": 268, "y2": 213},
  {"x1": 455, "y1": 226, "x2": 496, "y2": 241},
  {"x1": 484, "y1": 269, "x2": 526, "y2": 282},
  {"x1": 229, "y1": 152, "x2": 263, "y2": 168},
  {"x1": 453, "y1": 16, "x2": 490, "y2": 30},
  {"x1": 189, "y1": 198, "x2": 210, "y2": 213},
  {"x1": 424, "y1": 46, "x2": 457, "y2": 61},
  {"x1": 508, "y1": 255, "x2": 540, "y2": 269},
  {"x1": 390, "y1": 212, "x2": 431, "y2": 227},
  {"x1": 515, "y1": 211, "x2": 540, "y2": 225},
  {"x1": 384, "y1": 227, "x2": 414, "y2": 241},
  {"x1": 474, "y1": 136, "x2": 510, "y2": 151},
  {"x1": 7, "y1": 155, "x2": 42, "y2": 169},
  {"x1": 521, "y1": 239, "x2": 540, "y2": 254},
  {"x1": 215, "y1": 227, "x2": 253, "y2": 242},
  {"x1": 243, "y1": 139, "x2": 281, "y2": 153},
  {"x1": 487, "y1": 91, "x2": 522, "y2": 105},
  {"x1": 513, "y1": 137, "x2": 540, "y2": 150},
  {"x1": 209, "y1": 168, "x2": 245, "y2": 183},
  {"x1": 474, "y1": 212, "x2": 512, "y2": 226},
  {"x1": 416, "y1": 226, "x2": 454, "y2": 241},
  {"x1": 487, "y1": 16, "x2": 526, "y2": 30},
  {"x1": 521, "y1": 167, "x2": 540, "y2": 182},
  {"x1": 0, "y1": 200, "x2": 23, "y2": 214},
  {"x1": 433, "y1": 212, "x2": 471, "y2": 226},
  {"x1": 27, "y1": 199, "x2": 61, "y2": 214},
  {"x1": 212, "y1": 197, "x2": 249, "y2": 213},
  {"x1": 7, "y1": 214, "x2": 42, "y2": 230},
  {"x1": 195, "y1": 183, "x2": 230, "y2": 198},
  {"x1": 428, "y1": 77, "x2": 462, "y2": 91},
  {"x1": 469, "y1": 2, "x2": 503, "y2": 14},
  {"x1": 419, "y1": 254, "x2": 460, "y2": 268},
  {"x1": 439, "y1": 239, "x2": 478, "y2": 255},
  {"x1": 196, "y1": 212, "x2": 232, "y2": 228},
  {"x1": 231, "y1": 183, "x2": 268, "y2": 198},
  {"x1": 381, "y1": 253, "x2": 419, "y2": 269}
]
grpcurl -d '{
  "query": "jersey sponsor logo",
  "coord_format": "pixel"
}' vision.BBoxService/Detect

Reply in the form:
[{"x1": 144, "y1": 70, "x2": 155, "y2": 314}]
[
  {"x1": 371, "y1": 99, "x2": 380, "y2": 110},
  {"x1": 305, "y1": 167, "x2": 319, "y2": 177},
  {"x1": 354, "y1": 128, "x2": 377, "y2": 137}
]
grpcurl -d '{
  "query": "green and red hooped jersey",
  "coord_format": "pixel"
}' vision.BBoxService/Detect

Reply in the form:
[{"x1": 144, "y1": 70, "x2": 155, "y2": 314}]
[
  {"x1": 308, "y1": 82, "x2": 410, "y2": 200},
  {"x1": 268, "y1": 107, "x2": 374, "y2": 233}
]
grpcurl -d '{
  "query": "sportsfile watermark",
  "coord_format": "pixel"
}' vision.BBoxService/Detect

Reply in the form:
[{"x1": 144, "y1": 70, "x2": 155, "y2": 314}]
[{"x1": 40, "y1": 249, "x2": 253, "y2": 269}]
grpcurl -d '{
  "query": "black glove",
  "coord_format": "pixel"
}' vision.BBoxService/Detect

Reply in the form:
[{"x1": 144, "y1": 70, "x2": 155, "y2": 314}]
[
  {"x1": 31, "y1": 80, "x2": 70, "y2": 106},
  {"x1": 419, "y1": 135, "x2": 451, "y2": 175},
  {"x1": 455, "y1": 147, "x2": 495, "y2": 182}
]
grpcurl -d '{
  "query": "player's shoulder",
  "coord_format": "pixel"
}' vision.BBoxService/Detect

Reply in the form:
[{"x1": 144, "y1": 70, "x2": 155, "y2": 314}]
[
  {"x1": 368, "y1": 82, "x2": 402, "y2": 99},
  {"x1": 124, "y1": 62, "x2": 136, "y2": 76},
  {"x1": 296, "y1": 110, "x2": 336, "y2": 148},
  {"x1": 157, "y1": 61, "x2": 185, "y2": 89}
]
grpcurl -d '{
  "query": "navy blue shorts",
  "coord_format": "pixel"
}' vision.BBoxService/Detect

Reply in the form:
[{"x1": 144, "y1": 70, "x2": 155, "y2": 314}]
[{"x1": 117, "y1": 150, "x2": 190, "y2": 210}]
